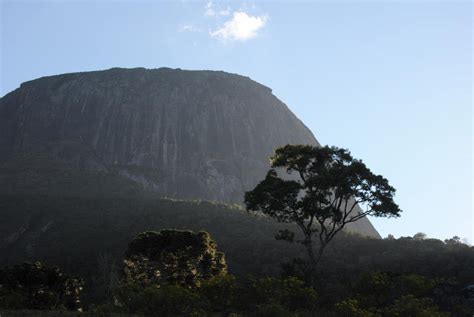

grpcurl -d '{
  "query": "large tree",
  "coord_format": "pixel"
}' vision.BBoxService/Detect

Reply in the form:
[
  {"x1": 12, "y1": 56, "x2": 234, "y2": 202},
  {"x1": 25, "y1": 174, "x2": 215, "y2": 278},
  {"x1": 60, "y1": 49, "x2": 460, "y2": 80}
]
[{"x1": 245, "y1": 145, "x2": 401, "y2": 279}]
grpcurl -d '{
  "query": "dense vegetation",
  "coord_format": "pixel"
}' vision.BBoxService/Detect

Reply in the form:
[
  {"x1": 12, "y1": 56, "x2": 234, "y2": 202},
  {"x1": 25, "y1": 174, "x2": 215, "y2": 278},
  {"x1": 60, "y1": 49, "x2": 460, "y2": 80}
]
[
  {"x1": 0, "y1": 262, "x2": 83, "y2": 311},
  {"x1": 123, "y1": 230, "x2": 227, "y2": 288},
  {"x1": 1, "y1": 194, "x2": 473, "y2": 315},
  {"x1": 2, "y1": 234, "x2": 472, "y2": 316},
  {"x1": 1, "y1": 145, "x2": 473, "y2": 315}
]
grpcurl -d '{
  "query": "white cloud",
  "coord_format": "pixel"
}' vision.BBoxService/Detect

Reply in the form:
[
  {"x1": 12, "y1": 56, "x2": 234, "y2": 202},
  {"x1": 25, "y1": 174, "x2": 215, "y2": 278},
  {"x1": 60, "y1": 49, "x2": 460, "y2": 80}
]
[
  {"x1": 219, "y1": 7, "x2": 231, "y2": 16},
  {"x1": 205, "y1": 1, "x2": 231, "y2": 17},
  {"x1": 210, "y1": 11, "x2": 268, "y2": 41},
  {"x1": 179, "y1": 24, "x2": 200, "y2": 32},
  {"x1": 205, "y1": 1, "x2": 216, "y2": 16}
]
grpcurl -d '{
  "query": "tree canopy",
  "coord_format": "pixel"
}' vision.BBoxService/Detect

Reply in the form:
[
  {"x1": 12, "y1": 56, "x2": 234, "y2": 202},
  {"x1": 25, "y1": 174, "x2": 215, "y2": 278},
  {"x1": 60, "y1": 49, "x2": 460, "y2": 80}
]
[
  {"x1": 0, "y1": 262, "x2": 83, "y2": 311},
  {"x1": 123, "y1": 229, "x2": 227, "y2": 288},
  {"x1": 245, "y1": 144, "x2": 401, "y2": 276}
]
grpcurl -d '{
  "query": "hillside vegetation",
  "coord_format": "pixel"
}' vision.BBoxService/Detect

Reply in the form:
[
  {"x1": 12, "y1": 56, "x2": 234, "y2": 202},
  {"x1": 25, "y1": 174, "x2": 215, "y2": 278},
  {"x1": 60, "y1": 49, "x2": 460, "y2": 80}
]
[{"x1": 1, "y1": 194, "x2": 473, "y2": 307}]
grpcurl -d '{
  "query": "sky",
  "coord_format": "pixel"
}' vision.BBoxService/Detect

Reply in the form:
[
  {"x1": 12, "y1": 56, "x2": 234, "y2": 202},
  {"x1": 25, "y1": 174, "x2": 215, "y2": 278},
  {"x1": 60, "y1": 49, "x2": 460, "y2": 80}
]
[{"x1": 1, "y1": 0, "x2": 472, "y2": 243}]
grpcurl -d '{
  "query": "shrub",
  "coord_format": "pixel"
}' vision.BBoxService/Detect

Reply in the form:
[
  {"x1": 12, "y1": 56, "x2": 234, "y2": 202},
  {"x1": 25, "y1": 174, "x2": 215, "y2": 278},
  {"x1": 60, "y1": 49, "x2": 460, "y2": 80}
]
[
  {"x1": 0, "y1": 262, "x2": 83, "y2": 311},
  {"x1": 113, "y1": 283, "x2": 206, "y2": 316}
]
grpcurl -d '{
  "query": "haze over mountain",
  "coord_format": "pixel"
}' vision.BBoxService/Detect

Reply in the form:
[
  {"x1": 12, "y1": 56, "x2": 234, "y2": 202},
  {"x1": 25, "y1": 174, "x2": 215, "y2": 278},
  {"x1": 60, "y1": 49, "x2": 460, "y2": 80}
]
[{"x1": 0, "y1": 67, "x2": 379, "y2": 237}]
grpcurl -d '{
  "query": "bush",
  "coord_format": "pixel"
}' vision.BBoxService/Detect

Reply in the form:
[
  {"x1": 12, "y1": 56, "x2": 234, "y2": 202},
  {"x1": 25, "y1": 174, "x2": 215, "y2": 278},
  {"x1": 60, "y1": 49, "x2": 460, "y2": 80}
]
[
  {"x1": 0, "y1": 262, "x2": 83, "y2": 311},
  {"x1": 382, "y1": 295, "x2": 449, "y2": 317},
  {"x1": 113, "y1": 283, "x2": 206, "y2": 316},
  {"x1": 111, "y1": 275, "x2": 317, "y2": 316},
  {"x1": 355, "y1": 272, "x2": 436, "y2": 308},
  {"x1": 254, "y1": 303, "x2": 291, "y2": 317},
  {"x1": 335, "y1": 299, "x2": 378, "y2": 317},
  {"x1": 334, "y1": 272, "x2": 455, "y2": 316},
  {"x1": 200, "y1": 275, "x2": 237, "y2": 312},
  {"x1": 232, "y1": 276, "x2": 318, "y2": 313}
]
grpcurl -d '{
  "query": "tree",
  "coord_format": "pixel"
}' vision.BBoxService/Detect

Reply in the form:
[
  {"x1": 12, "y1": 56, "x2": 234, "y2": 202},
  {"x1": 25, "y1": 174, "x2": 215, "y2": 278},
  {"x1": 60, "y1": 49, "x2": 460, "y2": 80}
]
[
  {"x1": 244, "y1": 145, "x2": 401, "y2": 280},
  {"x1": 0, "y1": 262, "x2": 83, "y2": 311},
  {"x1": 97, "y1": 252, "x2": 119, "y2": 302},
  {"x1": 413, "y1": 232, "x2": 427, "y2": 240},
  {"x1": 123, "y1": 230, "x2": 227, "y2": 288},
  {"x1": 444, "y1": 236, "x2": 461, "y2": 246}
]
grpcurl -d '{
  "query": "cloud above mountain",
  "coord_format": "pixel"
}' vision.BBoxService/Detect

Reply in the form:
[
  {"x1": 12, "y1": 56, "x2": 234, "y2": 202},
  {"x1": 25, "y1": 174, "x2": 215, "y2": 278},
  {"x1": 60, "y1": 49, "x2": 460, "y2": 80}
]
[
  {"x1": 205, "y1": 1, "x2": 230, "y2": 17},
  {"x1": 210, "y1": 11, "x2": 268, "y2": 41}
]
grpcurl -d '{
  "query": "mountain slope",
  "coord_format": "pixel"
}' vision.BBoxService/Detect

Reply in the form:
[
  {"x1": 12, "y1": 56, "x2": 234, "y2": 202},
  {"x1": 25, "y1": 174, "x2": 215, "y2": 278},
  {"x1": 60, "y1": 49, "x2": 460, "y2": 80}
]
[{"x1": 0, "y1": 67, "x2": 379, "y2": 237}]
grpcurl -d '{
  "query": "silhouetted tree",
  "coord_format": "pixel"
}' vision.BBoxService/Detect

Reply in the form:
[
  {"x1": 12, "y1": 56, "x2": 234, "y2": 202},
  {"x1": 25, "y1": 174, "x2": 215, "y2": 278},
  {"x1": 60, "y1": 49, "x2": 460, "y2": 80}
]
[
  {"x1": 245, "y1": 145, "x2": 401, "y2": 280},
  {"x1": 445, "y1": 236, "x2": 462, "y2": 246}
]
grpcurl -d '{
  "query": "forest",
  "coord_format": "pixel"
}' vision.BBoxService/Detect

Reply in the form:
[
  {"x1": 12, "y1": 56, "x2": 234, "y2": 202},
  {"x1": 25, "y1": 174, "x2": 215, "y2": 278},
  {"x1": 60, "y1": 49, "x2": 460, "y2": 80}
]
[
  {"x1": 1, "y1": 194, "x2": 473, "y2": 316},
  {"x1": 1, "y1": 146, "x2": 474, "y2": 316}
]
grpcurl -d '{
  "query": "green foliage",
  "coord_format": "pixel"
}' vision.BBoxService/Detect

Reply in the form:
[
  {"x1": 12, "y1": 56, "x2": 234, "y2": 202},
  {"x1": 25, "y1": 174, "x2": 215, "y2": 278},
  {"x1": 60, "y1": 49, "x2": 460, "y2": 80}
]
[
  {"x1": 200, "y1": 275, "x2": 238, "y2": 312},
  {"x1": 200, "y1": 275, "x2": 319, "y2": 315},
  {"x1": 354, "y1": 272, "x2": 436, "y2": 308},
  {"x1": 113, "y1": 283, "x2": 206, "y2": 316},
  {"x1": 123, "y1": 230, "x2": 227, "y2": 288},
  {"x1": 254, "y1": 303, "x2": 292, "y2": 317},
  {"x1": 335, "y1": 299, "x2": 378, "y2": 317},
  {"x1": 246, "y1": 145, "x2": 400, "y2": 221},
  {"x1": 382, "y1": 295, "x2": 449, "y2": 317},
  {"x1": 1, "y1": 194, "x2": 473, "y2": 307},
  {"x1": 110, "y1": 275, "x2": 317, "y2": 316},
  {"x1": 0, "y1": 262, "x2": 83, "y2": 311},
  {"x1": 334, "y1": 272, "x2": 454, "y2": 317},
  {"x1": 234, "y1": 276, "x2": 318, "y2": 313},
  {"x1": 117, "y1": 231, "x2": 318, "y2": 315}
]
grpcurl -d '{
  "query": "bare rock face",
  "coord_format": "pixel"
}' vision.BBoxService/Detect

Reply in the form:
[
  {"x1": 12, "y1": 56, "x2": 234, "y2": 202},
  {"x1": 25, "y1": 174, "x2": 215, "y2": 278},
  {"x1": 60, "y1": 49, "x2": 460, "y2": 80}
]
[{"x1": 0, "y1": 67, "x2": 379, "y2": 237}]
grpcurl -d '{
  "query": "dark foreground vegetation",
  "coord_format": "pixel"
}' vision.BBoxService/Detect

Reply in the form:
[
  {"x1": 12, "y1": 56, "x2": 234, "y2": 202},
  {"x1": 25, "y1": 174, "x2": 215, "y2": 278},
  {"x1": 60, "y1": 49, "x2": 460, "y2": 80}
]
[
  {"x1": 1, "y1": 145, "x2": 473, "y2": 316},
  {"x1": 1, "y1": 230, "x2": 473, "y2": 316}
]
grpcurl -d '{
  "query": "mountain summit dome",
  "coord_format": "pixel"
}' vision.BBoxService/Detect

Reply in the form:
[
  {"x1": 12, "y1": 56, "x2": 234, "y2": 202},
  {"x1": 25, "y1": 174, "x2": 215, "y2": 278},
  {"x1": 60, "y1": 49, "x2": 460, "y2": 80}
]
[{"x1": 0, "y1": 67, "x2": 379, "y2": 237}]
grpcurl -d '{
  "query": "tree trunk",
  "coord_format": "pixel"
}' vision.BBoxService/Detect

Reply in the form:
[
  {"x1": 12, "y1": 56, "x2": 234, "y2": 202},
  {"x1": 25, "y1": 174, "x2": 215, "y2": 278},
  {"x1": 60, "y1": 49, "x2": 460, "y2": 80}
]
[
  {"x1": 303, "y1": 234, "x2": 330, "y2": 286},
  {"x1": 303, "y1": 235, "x2": 318, "y2": 285}
]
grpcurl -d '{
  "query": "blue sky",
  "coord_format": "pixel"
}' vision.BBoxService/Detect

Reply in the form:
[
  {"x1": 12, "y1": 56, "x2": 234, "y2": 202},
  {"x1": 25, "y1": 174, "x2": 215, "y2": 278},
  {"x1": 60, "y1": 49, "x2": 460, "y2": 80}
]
[{"x1": 1, "y1": 0, "x2": 472, "y2": 242}]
